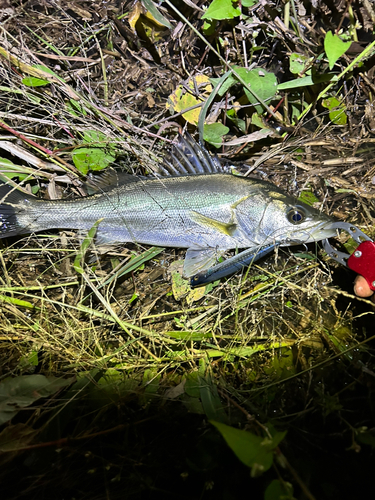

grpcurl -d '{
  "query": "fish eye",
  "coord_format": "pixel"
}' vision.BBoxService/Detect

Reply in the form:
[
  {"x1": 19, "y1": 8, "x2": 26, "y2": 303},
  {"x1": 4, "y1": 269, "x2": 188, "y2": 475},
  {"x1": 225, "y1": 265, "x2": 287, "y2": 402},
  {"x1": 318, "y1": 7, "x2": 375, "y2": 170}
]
[{"x1": 287, "y1": 206, "x2": 306, "y2": 224}]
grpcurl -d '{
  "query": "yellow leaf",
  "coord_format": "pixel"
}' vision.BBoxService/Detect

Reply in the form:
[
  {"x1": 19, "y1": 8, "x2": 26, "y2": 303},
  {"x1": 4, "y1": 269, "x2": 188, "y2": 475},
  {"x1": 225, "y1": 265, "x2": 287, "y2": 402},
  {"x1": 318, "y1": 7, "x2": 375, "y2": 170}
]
[
  {"x1": 169, "y1": 260, "x2": 206, "y2": 303},
  {"x1": 128, "y1": 0, "x2": 144, "y2": 31},
  {"x1": 170, "y1": 261, "x2": 190, "y2": 301},
  {"x1": 186, "y1": 286, "x2": 206, "y2": 305},
  {"x1": 127, "y1": 0, "x2": 169, "y2": 34},
  {"x1": 167, "y1": 75, "x2": 213, "y2": 125}
]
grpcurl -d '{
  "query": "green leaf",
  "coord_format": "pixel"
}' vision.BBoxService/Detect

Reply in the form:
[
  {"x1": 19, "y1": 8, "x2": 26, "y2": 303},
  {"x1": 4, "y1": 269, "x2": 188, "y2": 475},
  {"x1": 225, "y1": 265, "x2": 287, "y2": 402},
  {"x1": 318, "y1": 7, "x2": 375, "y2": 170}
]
[
  {"x1": 181, "y1": 393, "x2": 205, "y2": 414},
  {"x1": 141, "y1": 0, "x2": 172, "y2": 29},
  {"x1": 343, "y1": 237, "x2": 358, "y2": 255},
  {"x1": 357, "y1": 428, "x2": 375, "y2": 449},
  {"x1": 0, "y1": 294, "x2": 36, "y2": 309},
  {"x1": 33, "y1": 64, "x2": 61, "y2": 78},
  {"x1": 211, "y1": 66, "x2": 278, "y2": 119},
  {"x1": 22, "y1": 65, "x2": 63, "y2": 87},
  {"x1": 73, "y1": 219, "x2": 103, "y2": 275},
  {"x1": 169, "y1": 260, "x2": 190, "y2": 300},
  {"x1": 205, "y1": 345, "x2": 266, "y2": 359},
  {"x1": 72, "y1": 147, "x2": 116, "y2": 174},
  {"x1": 0, "y1": 375, "x2": 73, "y2": 425},
  {"x1": 322, "y1": 96, "x2": 347, "y2": 125},
  {"x1": 233, "y1": 66, "x2": 277, "y2": 113},
  {"x1": 198, "y1": 70, "x2": 231, "y2": 142},
  {"x1": 203, "y1": 122, "x2": 229, "y2": 148},
  {"x1": 324, "y1": 32, "x2": 351, "y2": 70},
  {"x1": 165, "y1": 330, "x2": 212, "y2": 341},
  {"x1": 226, "y1": 108, "x2": 246, "y2": 133},
  {"x1": 293, "y1": 253, "x2": 316, "y2": 261},
  {"x1": 22, "y1": 76, "x2": 50, "y2": 87},
  {"x1": 72, "y1": 130, "x2": 116, "y2": 175},
  {"x1": 210, "y1": 73, "x2": 237, "y2": 97},
  {"x1": 18, "y1": 351, "x2": 39, "y2": 371},
  {"x1": 277, "y1": 73, "x2": 336, "y2": 90},
  {"x1": 66, "y1": 99, "x2": 87, "y2": 117},
  {"x1": 184, "y1": 372, "x2": 201, "y2": 398},
  {"x1": 211, "y1": 421, "x2": 286, "y2": 473},
  {"x1": 74, "y1": 130, "x2": 118, "y2": 167},
  {"x1": 251, "y1": 112, "x2": 266, "y2": 128},
  {"x1": 81, "y1": 130, "x2": 102, "y2": 143},
  {"x1": 202, "y1": 19, "x2": 217, "y2": 36},
  {"x1": 128, "y1": 292, "x2": 139, "y2": 304},
  {"x1": 241, "y1": 0, "x2": 257, "y2": 6},
  {"x1": 204, "y1": 279, "x2": 220, "y2": 293},
  {"x1": 264, "y1": 347, "x2": 296, "y2": 380},
  {"x1": 0, "y1": 157, "x2": 29, "y2": 181},
  {"x1": 140, "y1": 369, "x2": 161, "y2": 404},
  {"x1": 298, "y1": 190, "x2": 320, "y2": 206},
  {"x1": 289, "y1": 53, "x2": 312, "y2": 74},
  {"x1": 202, "y1": 0, "x2": 241, "y2": 20},
  {"x1": 142, "y1": 369, "x2": 160, "y2": 392},
  {"x1": 264, "y1": 479, "x2": 295, "y2": 500},
  {"x1": 90, "y1": 370, "x2": 139, "y2": 407},
  {"x1": 199, "y1": 376, "x2": 228, "y2": 423}
]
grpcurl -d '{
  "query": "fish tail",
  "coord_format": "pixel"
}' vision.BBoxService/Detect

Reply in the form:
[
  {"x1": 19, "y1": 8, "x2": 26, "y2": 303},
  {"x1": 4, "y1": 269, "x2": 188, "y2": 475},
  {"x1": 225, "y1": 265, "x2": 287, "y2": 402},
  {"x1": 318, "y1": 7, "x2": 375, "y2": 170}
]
[{"x1": 0, "y1": 183, "x2": 33, "y2": 238}]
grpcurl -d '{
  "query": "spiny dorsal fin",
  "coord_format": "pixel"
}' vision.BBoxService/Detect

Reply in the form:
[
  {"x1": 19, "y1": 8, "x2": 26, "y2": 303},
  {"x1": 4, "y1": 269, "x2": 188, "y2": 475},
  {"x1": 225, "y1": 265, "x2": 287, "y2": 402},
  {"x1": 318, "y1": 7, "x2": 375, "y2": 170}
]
[
  {"x1": 85, "y1": 135, "x2": 232, "y2": 186},
  {"x1": 159, "y1": 133, "x2": 230, "y2": 177}
]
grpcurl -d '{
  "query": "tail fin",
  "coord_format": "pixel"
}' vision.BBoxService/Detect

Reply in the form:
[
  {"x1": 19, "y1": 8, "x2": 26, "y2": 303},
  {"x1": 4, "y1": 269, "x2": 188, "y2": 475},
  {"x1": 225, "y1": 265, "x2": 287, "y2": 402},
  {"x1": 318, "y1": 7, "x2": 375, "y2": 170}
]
[{"x1": 0, "y1": 183, "x2": 33, "y2": 238}]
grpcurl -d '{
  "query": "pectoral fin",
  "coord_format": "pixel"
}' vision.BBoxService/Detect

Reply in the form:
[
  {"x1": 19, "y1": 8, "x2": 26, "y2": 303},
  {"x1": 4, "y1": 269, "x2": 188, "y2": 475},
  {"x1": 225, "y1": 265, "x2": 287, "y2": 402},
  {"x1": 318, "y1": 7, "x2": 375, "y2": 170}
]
[
  {"x1": 190, "y1": 211, "x2": 238, "y2": 236},
  {"x1": 183, "y1": 246, "x2": 224, "y2": 278}
]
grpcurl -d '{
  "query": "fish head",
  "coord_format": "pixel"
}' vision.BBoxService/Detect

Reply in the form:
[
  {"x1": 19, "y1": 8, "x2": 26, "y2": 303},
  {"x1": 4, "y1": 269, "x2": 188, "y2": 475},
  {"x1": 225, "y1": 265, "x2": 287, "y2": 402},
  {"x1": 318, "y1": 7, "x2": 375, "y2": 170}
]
[
  {"x1": 236, "y1": 188, "x2": 337, "y2": 246},
  {"x1": 271, "y1": 200, "x2": 337, "y2": 246}
]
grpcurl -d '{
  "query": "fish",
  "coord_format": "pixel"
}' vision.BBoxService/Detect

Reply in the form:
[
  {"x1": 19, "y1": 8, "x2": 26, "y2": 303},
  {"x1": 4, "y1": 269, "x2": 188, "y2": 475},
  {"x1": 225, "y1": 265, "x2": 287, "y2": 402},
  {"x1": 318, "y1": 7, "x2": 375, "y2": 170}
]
[{"x1": 0, "y1": 134, "x2": 337, "y2": 285}]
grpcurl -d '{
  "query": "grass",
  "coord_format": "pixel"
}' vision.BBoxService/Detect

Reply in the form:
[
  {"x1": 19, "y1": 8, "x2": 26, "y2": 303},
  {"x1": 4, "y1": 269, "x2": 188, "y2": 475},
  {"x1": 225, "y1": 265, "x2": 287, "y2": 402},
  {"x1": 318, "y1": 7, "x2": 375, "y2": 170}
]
[{"x1": 0, "y1": 230, "x2": 367, "y2": 376}]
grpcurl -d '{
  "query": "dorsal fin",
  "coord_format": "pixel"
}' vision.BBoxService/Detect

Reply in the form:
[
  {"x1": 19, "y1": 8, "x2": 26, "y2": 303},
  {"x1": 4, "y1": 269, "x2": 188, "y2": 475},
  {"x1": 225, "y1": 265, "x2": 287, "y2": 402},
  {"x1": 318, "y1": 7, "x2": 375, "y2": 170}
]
[
  {"x1": 159, "y1": 133, "x2": 230, "y2": 177},
  {"x1": 84, "y1": 168, "x2": 142, "y2": 195},
  {"x1": 84, "y1": 135, "x2": 231, "y2": 192}
]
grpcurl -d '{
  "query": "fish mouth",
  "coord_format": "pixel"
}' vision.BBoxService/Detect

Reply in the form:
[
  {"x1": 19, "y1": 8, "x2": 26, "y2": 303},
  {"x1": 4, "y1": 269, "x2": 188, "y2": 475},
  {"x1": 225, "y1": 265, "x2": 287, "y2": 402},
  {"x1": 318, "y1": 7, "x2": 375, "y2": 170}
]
[
  {"x1": 278, "y1": 220, "x2": 338, "y2": 246},
  {"x1": 283, "y1": 221, "x2": 372, "y2": 247}
]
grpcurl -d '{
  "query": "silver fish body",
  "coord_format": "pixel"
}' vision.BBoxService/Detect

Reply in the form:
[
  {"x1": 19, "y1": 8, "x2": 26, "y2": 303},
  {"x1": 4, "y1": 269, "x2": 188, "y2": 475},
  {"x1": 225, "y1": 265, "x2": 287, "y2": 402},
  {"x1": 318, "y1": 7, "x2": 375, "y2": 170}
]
[{"x1": 0, "y1": 136, "x2": 337, "y2": 280}]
